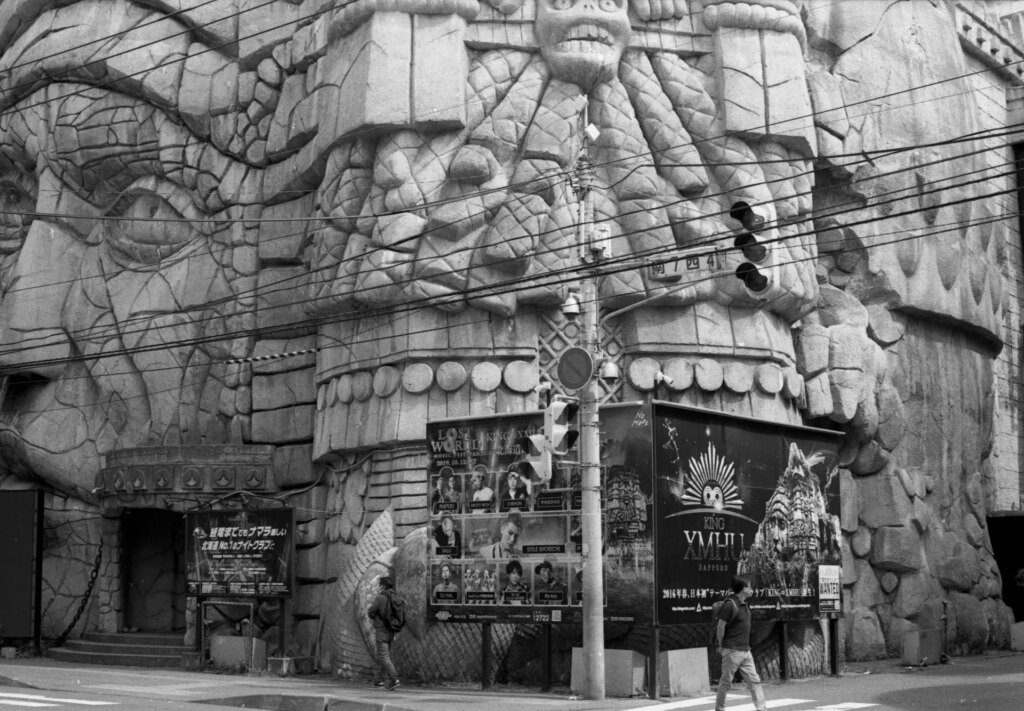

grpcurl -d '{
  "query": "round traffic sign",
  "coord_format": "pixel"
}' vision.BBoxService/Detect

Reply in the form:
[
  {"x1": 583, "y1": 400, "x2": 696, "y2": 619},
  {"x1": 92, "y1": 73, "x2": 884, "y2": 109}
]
[{"x1": 556, "y1": 347, "x2": 594, "y2": 391}]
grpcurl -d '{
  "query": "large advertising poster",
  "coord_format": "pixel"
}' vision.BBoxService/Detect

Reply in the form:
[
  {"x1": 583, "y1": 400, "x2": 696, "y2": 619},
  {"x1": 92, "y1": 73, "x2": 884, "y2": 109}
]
[
  {"x1": 426, "y1": 413, "x2": 588, "y2": 623},
  {"x1": 653, "y1": 402, "x2": 842, "y2": 624},
  {"x1": 186, "y1": 508, "x2": 293, "y2": 597},
  {"x1": 598, "y1": 403, "x2": 656, "y2": 624}
]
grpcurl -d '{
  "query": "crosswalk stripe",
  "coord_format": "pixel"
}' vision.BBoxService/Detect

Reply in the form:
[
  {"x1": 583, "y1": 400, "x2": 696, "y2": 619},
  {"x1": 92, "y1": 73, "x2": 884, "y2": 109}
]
[
  {"x1": 627, "y1": 694, "x2": 746, "y2": 710},
  {"x1": 721, "y1": 699, "x2": 814, "y2": 711},
  {"x1": 0, "y1": 694, "x2": 116, "y2": 707}
]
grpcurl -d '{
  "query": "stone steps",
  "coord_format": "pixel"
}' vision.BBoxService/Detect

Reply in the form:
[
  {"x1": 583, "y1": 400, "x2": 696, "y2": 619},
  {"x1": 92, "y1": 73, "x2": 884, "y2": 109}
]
[{"x1": 49, "y1": 632, "x2": 188, "y2": 668}]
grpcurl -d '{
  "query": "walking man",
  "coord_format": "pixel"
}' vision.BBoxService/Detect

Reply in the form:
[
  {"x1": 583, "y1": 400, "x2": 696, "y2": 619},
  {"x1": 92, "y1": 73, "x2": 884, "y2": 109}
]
[
  {"x1": 368, "y1": 576, "x2": 401, "y2": 690},
  {"x1": 715, "y1": 576, "x2": 766, "y2": 711}
]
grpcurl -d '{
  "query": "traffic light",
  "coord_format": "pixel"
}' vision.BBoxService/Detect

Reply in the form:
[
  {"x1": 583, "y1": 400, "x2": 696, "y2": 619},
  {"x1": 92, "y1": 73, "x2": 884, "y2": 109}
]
[
  {"x1": 729, "y1": 201, "x2": 770, "y2": 293},
  {"x1": 518, "y1": 433, "x2": 551, "y2": 484},
  {"x1": 545, "y1": 396, "x2": 580, "y2": 456}
]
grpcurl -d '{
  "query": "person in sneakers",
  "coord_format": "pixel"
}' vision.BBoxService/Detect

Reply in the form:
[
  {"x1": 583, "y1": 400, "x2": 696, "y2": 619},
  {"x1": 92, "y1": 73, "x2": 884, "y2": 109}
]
[
  {"x1": 368, "y1": 576, "x2": 401, "y2": 690},
  {"x1": 714, "y1": 576, "x2": 765, "y2": 711}
]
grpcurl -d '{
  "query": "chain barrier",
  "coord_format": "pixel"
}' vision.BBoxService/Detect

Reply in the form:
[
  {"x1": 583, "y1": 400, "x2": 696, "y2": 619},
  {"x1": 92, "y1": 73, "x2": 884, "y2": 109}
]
[{"x1": 55, "y1": 541, "x2": 103, "y2": 646}]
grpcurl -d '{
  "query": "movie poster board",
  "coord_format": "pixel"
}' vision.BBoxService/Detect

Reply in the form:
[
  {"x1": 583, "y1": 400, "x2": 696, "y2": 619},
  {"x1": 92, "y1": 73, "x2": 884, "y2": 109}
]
[
  {"x1": 426, "y1": 412, "x2": 589, "y2": 623},
  {"x1": 652, "y1": 402, "x2": 842, "y2": 624},
  {"x1": 426, "y1": 402, "x2": 840, "y2": 625},
  {"x1": 186, "y1": 507, "x2": 294, "y2": 597}
]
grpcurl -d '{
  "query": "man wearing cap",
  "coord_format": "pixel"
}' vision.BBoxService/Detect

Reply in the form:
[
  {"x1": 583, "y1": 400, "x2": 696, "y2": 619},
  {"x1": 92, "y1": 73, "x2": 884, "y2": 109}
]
[
  {"x1": 534, "y1": 560, "x2": 567, "y2": 604},
  {"x1": 500, "y1": 470, "x2": 530, "y2": 512}
]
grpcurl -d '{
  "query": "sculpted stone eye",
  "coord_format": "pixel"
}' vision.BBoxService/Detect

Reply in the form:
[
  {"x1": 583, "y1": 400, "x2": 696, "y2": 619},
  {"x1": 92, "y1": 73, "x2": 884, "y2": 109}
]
[
  {"x1": 551, "y1": 0, "x2": 573, "y2": 10},
  {"x1": 106, "y1": 191, "x2": 198, "y2": 262},
  {"x1": 598, "y1": 0, "x2": 618, "y2": 11}
]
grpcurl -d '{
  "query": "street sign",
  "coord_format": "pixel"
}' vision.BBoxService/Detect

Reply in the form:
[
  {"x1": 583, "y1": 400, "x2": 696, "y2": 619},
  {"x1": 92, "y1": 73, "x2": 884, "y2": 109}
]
[{"x1": 556, "y1": 347, "x2": 593, "y2": 390}]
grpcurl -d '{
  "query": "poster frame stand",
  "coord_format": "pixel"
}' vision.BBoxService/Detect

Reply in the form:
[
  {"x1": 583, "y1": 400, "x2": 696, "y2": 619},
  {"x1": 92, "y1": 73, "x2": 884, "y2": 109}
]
[{"x1": 481, "y1": 623, "x2": 492, "y2": 688}]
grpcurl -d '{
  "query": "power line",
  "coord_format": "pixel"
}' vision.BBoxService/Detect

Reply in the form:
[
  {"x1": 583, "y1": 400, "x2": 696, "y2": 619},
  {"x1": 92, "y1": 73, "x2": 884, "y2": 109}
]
[
  {"x1": 0, "y1": 159, "x2": 1014, "y2": 379},
  {"x1": 0, "y1": 112, "x2": 1017, "y2": 352}
]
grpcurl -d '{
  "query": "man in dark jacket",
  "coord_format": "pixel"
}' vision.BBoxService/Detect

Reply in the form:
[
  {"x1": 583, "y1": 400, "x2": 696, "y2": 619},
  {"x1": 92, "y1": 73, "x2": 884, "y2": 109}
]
[
  {"x1": 714, "y1": 575, "x2": 765, "y2": 711},
  {"x1": 367, "y1": 576, "x2": 400, "y2": 690}
]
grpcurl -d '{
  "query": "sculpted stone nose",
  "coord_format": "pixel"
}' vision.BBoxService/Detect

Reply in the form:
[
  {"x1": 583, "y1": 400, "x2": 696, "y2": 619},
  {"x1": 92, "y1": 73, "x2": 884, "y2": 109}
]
[{"x1": 0, "y1": 220, "x2": 81, "y2": 377}]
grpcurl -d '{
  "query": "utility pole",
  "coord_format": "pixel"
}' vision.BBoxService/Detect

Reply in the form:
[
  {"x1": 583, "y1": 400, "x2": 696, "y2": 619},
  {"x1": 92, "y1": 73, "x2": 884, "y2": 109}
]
[{"x1": 573, "y1": 111, "x2": 605, "y2": 701}]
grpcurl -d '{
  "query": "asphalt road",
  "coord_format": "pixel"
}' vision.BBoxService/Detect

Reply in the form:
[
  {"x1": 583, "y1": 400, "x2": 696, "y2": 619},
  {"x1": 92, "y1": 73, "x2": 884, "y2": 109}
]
[{"x1": 0, "y1": 653, "x2": 1022, "y2": 711}]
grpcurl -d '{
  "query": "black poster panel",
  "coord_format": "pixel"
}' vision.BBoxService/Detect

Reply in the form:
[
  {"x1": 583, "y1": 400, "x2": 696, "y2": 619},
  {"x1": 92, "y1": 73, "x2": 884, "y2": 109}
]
[
  {"x1": 186, "y1": 508, "x2": 294, "y2": 597},
  {"x1": 0, "y1": 490, "x2": 41, "y2": 638},
  {"x1": 653, "y1": 403, "x2": 841, "y2": 624},
  {"x1": 988, "y1": 515, "x2": 1024, "y2": 621},
  {"x1": 599, "y1": 403, "x2": 656, "y2": 624}
]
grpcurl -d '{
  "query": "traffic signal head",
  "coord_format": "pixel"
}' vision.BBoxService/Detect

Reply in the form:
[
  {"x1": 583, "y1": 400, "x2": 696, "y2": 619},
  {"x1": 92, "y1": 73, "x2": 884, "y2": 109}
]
[
  {"x1": 518, "y1": 433, "x2": 551, "y2": 484},
  {"x1": 545, "y1": 397, "x2": 580, "y2": 456},
  {"x1": 730, "y1": 201, "x2": 770, "y2": 293}
]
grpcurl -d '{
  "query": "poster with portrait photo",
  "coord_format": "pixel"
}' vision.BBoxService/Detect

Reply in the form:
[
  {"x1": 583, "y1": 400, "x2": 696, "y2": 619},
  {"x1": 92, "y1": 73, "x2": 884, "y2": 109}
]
[
  {"x1": 430, "y1": 513, "x2": 463, "y2": 558},
  {"x1": 498, "y1": 467, "x2": 531, "y2": 512},
  {"x1": 431, "y1": 561, "x2": 461, "y2": 605},
  {"x1": 426, "y1": 412, "x2": 586, "y2": 623},
  {"x1": 498, "y1": 559, "x2": 531, "y2": 605},
  {"x1": 533, "y1": 559, "x2": 569, "y2": 605},
  {"x1": 467, "y1": 465, "x2": 496, "y2": 514}
]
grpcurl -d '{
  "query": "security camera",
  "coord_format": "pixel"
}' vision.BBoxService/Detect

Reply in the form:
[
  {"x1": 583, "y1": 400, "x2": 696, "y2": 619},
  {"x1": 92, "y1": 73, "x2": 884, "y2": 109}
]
[
  {"x1": 599, "y1": 361, "x2": 620, "y2": 382},
  {"x1": 655, "y1": 371, "x2": 673, "y2": 387},
  {"x1": 561, "y1": 293, "x2": 581, "y2": 320}
]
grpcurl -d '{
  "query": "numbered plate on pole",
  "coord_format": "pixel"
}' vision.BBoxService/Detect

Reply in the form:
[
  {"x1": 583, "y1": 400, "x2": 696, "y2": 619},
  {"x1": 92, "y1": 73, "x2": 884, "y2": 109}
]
[{"x1": 556, "y1": 347, "x2": 594, "y2": 391}]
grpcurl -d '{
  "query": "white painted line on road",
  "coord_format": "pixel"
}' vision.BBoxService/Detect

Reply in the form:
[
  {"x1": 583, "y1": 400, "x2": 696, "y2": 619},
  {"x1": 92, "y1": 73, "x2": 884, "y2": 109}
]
[
  {"x1": 812, "y1": 705, "x2": 877, "y2": 710},
  {"x1": 720, "y1": 699, "x2": 815, "y2": 711},
  {"x1": 0, "y1": 693, "x2": 117, "y2": 706},
  {"x1": 0, "y1": 702, "x2": 57, "y2": 708},
  {"x1": 622, "y1": 693, "x2": 745, "y2": 710}
]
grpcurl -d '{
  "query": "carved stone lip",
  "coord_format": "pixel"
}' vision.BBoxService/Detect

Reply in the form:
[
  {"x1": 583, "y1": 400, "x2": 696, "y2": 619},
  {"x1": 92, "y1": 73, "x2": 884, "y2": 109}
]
[{"x1": 552, "y1": 22, "x2": 615, "y2": 47}]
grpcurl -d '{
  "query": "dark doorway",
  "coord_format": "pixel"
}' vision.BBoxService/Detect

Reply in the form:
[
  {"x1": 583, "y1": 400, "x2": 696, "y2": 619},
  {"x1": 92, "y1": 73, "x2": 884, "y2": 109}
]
[{"x1": 123, "y1": 509, "x2": 186, "y2": 632}]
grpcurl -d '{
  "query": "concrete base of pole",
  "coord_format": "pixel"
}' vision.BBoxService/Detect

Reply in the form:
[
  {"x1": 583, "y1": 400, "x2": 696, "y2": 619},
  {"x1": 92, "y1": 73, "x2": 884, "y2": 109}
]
[{"x1": 570, "y1": 648, "x2": 645, "y2": 697}]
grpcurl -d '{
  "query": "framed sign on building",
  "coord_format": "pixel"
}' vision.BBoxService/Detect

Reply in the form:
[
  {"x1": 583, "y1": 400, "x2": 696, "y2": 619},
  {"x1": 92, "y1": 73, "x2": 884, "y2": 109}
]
[{"x1": 185, "y1": 507, "x2": 294, "y2": 598}]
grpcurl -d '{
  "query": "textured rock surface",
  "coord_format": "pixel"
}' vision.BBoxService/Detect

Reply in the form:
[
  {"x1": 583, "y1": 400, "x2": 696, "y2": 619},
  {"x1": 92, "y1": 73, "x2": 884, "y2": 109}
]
[{"x1": 0, "y1": 0, "x2": 1020, "y2": 679}]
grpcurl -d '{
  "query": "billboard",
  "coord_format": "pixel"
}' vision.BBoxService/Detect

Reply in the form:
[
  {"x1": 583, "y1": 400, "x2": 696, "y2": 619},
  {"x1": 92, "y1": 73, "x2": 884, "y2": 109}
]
[
  {"x1": 653, "y1": 402, "x2": 842, "y2": 623},
  {"x1": 186, "y1": 507, "x2": 294, "y2": 597},
  {"x1": 426, "y1": 412, "x2": 593, "y2": 623},
  {"x1": 426, "y1": 403, "x2": 841, "y2": 625}
]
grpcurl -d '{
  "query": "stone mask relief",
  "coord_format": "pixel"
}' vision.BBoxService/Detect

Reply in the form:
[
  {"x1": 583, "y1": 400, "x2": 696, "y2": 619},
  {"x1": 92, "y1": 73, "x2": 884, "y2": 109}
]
[{"x1": 535, "y1": 0, "x2": 632, "y2": 88}]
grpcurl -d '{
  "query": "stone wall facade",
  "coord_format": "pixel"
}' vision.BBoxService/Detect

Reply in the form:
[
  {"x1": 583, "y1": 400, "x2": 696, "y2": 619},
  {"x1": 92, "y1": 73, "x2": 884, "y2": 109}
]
[{"x1": 0, "y1": 0, "x2": 1021, "y2": 680}]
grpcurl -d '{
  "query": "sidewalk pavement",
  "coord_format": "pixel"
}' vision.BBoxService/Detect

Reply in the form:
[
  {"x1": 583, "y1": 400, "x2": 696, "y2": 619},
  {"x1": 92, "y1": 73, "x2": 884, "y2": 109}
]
[
  {"x1": 3, "y1": 653, "x2": 1021, "y2": 711},
  {"x1": 0, "y1": 656, "x2": 665, "y2": 711}
]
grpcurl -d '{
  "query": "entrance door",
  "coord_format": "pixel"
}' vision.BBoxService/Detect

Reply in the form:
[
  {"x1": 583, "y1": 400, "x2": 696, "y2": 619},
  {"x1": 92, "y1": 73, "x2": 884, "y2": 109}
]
[{"x1": 123, "y1": 509, "x2": 186, "y2": 632}]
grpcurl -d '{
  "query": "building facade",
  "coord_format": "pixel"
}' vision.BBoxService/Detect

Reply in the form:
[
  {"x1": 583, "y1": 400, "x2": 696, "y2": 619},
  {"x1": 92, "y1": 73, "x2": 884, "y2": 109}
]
[{"x1": 0, "y1": 0, "x2": 1022, "y2": 680}]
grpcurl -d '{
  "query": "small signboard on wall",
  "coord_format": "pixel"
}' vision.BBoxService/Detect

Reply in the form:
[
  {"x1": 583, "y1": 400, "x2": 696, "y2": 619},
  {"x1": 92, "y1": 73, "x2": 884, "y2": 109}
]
[{"x1": 185, "y1": 507, "x2": 294, "y2": 597}]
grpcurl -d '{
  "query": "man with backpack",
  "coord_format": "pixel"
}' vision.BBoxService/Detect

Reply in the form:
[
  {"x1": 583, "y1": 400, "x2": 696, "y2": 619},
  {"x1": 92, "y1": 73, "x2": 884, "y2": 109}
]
[
  {"x1": 368, "y1": 576, "x2": 403, "y2": 690},
  {"x1": 714, "y1": 576, "x2": 766, "y2": 711}
]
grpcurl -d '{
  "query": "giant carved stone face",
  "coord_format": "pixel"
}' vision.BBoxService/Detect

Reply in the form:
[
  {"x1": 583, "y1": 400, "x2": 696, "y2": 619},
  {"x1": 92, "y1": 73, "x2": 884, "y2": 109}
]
[
  {"x1": 0, "y1": 88, "x2": 242, "y2": 498},
  {"x1": 535, "y1": 0, "x2": 631, "y2": 88}
]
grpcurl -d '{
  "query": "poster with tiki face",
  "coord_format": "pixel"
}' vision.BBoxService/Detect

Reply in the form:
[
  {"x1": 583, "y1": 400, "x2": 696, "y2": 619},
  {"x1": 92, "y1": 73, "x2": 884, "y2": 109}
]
[{"x1": 653, "y1": 402, "x2": 842, "y2": 624}]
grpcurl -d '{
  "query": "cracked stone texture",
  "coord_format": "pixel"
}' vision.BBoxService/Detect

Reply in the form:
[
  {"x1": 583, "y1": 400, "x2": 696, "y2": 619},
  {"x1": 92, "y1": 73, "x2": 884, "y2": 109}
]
[{"x1": 0, "y1": 0, "x2": 1018, "y2": 678}]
